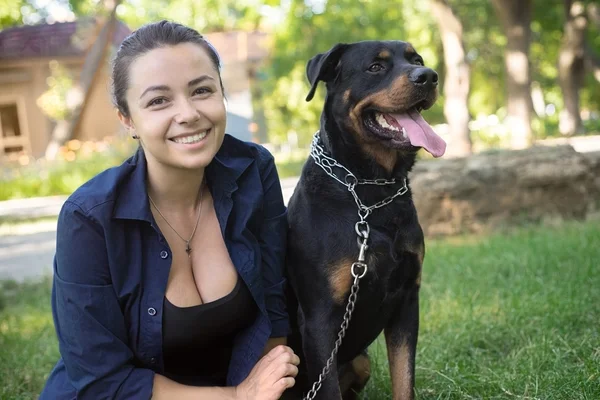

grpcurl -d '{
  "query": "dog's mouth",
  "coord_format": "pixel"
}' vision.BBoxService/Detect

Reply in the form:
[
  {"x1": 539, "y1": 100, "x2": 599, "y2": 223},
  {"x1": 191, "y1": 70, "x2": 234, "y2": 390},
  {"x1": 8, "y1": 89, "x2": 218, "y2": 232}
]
[{"x1": 363, "y1": 104, "x2": 446, "y2": 158}]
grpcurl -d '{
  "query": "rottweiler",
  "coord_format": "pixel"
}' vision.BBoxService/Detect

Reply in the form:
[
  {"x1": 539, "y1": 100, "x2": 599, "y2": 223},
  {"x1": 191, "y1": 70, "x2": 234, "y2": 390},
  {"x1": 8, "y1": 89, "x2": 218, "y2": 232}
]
[{"x1": 284, "y1": 40, "x2": 446, "y2": 400}]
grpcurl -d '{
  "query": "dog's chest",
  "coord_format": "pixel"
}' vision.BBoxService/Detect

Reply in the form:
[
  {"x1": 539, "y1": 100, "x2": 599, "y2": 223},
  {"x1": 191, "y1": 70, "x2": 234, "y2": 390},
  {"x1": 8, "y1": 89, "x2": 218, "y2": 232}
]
[{"x1": 348, "y1": 217, "x2": 421, "y2": 301}]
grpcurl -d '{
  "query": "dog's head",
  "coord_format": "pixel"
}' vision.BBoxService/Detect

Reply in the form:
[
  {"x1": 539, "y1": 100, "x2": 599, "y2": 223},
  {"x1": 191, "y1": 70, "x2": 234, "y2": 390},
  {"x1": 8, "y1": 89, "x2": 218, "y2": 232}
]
[{"x1": 306, "y1": 41, "x2": 446, "y2": 160}]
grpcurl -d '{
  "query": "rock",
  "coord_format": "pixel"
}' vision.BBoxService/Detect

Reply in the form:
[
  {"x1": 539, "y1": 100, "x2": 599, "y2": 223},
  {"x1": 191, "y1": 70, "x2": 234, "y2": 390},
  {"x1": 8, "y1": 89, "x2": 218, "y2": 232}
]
[{"x1": 410, "y1": 145, "x2": 600, "y2": 236}]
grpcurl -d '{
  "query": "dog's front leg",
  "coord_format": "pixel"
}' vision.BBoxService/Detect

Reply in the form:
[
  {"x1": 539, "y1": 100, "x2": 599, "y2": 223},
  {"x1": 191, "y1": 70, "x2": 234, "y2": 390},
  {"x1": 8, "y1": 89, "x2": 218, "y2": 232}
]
[
  {"x1": 301, "y1": 311, "x2": 343, "y2": 400},
  {"x1": 384, "y1": 285, "x2": 420, "y2": 400}
]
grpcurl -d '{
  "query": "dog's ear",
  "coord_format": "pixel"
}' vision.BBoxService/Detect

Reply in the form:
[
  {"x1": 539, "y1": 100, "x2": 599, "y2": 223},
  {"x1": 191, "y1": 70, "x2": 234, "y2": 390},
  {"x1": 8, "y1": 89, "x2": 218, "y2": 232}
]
[{"x1": 305, "y1": 43, "x2": 349, "y2": 102}]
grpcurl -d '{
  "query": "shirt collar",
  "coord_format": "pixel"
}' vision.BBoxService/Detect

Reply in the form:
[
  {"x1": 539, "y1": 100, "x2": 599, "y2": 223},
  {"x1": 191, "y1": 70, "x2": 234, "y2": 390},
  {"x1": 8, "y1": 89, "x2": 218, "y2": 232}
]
[{"x1": 113, "y1": 135, "x2": 254, "y2": 221}]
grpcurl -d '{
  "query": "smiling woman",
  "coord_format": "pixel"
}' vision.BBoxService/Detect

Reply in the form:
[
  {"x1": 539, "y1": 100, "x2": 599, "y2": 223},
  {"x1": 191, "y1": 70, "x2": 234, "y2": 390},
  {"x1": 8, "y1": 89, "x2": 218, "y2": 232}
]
[{"x1": 39, "y1": 20, "x2": 299, "y2": 400}]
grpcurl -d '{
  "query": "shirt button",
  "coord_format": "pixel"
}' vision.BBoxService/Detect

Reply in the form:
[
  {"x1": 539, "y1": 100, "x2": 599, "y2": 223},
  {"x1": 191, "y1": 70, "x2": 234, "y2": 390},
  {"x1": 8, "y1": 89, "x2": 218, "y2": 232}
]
[
  {"x1": 160, "y1": 250, "x2": 169, "y2": 259},
  {"x1": 150, "y1": 357, "x2": 157, "y2": 364},
  {"x1": 148, "y1": 307, "x2": 157, "y2": 316}
]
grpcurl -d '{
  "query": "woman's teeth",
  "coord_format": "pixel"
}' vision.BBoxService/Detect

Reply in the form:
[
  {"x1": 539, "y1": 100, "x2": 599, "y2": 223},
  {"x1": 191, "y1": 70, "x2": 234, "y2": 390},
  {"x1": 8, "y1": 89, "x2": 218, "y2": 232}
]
[{"x1": 172, "y1": 131, "x2": 208, "y2": 144}]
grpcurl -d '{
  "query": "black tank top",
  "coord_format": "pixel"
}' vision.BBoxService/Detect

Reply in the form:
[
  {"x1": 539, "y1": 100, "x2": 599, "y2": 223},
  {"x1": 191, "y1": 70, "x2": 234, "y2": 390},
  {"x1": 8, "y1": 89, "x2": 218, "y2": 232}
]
[{"x1": 162, "y1": 278, "x2": 257, "y2": 386}]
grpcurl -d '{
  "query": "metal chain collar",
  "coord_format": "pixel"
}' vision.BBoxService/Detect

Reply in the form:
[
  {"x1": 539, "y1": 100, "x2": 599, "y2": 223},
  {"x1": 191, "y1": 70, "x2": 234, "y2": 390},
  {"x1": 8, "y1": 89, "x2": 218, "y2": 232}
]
[
  {"x1": 309, "y1": 132, "x2": 408, "y2": 223},
  {"x1": 302, "y1": 131, "x2": 409, "y2": 400}
]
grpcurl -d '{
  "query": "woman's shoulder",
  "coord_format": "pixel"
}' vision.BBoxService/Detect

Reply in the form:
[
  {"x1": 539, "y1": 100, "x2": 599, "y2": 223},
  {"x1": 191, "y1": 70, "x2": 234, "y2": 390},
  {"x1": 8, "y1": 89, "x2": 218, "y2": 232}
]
[
  {"x1": 221, "y1": 134, "x2": 275, "y2": 168},
  {"x1": 63, "y1": 151, "x2": 141, "y2": 216}
]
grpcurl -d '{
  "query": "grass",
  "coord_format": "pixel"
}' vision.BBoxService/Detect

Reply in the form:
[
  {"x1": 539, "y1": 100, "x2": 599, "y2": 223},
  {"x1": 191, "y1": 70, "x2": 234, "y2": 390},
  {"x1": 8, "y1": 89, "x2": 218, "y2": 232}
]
[
  {"x1": 362, "y1": 220, "x2": 600, "y2": 399},
  {"x1": 1, "y1": 220, "x2": 598, "y2": 399},
  {"x1": 0, "y1": 278, "x2": 58, "y2": 400}
]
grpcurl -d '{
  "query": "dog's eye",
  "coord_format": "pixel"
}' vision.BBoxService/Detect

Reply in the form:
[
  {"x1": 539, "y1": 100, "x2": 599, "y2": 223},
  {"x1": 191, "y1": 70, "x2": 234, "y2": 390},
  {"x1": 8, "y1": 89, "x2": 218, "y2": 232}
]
[
  {"x1": 368, "y1": 63, "x2": 384, "y2": 73},
  {"x1": 414, "y1": 58, "x2": 424, "y2": 66}
]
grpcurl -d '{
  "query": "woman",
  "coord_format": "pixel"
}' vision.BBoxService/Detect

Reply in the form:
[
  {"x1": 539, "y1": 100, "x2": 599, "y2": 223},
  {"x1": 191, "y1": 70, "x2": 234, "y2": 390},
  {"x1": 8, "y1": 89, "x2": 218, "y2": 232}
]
[{"x1": 40, "y1": 20, "x2": 299, "y2": 400}]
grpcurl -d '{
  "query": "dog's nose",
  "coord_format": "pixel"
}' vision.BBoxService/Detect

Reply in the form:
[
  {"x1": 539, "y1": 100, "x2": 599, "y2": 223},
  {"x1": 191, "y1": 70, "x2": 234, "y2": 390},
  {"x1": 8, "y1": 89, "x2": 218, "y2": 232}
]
[{"x1": 409, "y1": 68, "x2": 438, "y2": 87}]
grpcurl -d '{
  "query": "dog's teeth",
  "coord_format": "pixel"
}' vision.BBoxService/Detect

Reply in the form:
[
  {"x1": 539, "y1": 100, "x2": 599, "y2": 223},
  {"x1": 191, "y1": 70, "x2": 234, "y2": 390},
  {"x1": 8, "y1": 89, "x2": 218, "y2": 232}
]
[
  {"x1": 375, "y1": 113, "x2": 399, "y2": 132},
  {"x1": 401, "y1": 127, "x2": 407, "y2": 138}
]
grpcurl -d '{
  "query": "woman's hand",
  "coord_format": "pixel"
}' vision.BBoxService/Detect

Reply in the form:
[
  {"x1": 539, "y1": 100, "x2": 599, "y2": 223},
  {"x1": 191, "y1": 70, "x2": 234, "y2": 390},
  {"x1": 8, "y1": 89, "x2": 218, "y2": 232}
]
[{"x1": 235, "y1": 345, "x2": 300, "y2": 400}]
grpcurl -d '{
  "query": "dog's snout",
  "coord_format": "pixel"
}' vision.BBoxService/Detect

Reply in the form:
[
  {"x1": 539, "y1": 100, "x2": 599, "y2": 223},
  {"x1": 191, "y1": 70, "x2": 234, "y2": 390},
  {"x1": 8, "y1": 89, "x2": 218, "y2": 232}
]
[{"x1": 409, "y1": 68, "x2": 438, "y2": 87}]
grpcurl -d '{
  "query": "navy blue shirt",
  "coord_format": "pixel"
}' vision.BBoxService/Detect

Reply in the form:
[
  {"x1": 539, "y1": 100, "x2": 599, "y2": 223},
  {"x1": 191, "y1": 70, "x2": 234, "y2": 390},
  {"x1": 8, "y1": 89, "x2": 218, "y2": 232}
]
[{"x1": 40, "y1": 134, "x2": 290, "y2": 399}]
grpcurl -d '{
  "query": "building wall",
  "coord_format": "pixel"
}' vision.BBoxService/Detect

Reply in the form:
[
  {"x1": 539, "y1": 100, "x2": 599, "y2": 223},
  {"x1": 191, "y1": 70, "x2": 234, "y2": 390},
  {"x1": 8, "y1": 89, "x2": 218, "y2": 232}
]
[
  {"x1": 77, "y1": 62, "x2": 123, "y2": 142},
  {"x1": 0, "y1": 56, "x2": 122, "y2": 159}
]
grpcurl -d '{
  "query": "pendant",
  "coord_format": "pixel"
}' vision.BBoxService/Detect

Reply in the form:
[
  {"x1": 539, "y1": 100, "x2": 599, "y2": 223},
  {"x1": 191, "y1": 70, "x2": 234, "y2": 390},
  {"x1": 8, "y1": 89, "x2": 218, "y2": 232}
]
[{"x1": 185, "y1": 242, "x2": 192, "y2": 257}]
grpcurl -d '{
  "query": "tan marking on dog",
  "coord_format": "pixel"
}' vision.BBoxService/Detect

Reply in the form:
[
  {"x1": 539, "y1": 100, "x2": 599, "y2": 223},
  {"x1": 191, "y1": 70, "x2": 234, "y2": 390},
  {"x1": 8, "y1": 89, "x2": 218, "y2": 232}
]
[
  {"x1": 415, "y1": 270, "x2": 422, "y2": 287},
  {"x1": 378, "y1": 50, "x2": 391, "y2": 59},
  {"x1": 344, "y1": 89, "x2": 352, "y2": 104},
  {"x1": 405, "y1": 44, "x2": 416, "y2": 55},
  {"x1": 351, "y1": 353, "x2": 371, "y2": 386},
  {"x1": 386, "y1": 339, "x2": 413, "y2": 400},
  {"x1": 339, "y1": 353, "x2": 372, "y2": 399},
  {"x1": 363, "y1": 144, "x2": 397, "y2": 173},
  {"x1": 328, "y1": 258, "x2": 355, "y2": 304}
]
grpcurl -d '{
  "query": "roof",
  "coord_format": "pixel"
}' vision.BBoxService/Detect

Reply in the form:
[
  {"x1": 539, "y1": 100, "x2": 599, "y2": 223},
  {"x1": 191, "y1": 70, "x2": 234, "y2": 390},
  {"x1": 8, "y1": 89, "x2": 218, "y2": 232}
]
[{"x1": 0, "y1": 18, "x2": 131, "y2": 61}]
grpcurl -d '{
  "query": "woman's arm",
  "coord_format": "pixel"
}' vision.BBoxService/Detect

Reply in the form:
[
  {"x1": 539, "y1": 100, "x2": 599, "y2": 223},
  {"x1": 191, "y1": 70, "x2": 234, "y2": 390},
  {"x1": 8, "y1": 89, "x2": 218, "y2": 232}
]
[
  {"x1": 256, "y1": 147, "x2": 291, "y2": 339},
  {"x1": 151, "y1": 375, "x2": 235, "y2": 399}
]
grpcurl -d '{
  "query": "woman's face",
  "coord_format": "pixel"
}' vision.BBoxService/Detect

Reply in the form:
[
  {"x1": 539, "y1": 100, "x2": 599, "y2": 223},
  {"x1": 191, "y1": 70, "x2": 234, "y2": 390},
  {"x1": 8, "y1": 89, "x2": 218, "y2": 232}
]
[{"x1": 119, "y1": 42, "x2": 226, "y2": 172}]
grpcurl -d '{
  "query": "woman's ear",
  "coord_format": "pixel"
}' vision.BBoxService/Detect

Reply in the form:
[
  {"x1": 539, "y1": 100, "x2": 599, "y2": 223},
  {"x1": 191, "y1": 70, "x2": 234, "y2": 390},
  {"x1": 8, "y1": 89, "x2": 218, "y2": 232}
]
[
  {"x1": 117, "y1": 110, "x2": 138, "y2": 139},
  {"x1": 117, "y1": 110, "x2": 133, "y2": 130}
]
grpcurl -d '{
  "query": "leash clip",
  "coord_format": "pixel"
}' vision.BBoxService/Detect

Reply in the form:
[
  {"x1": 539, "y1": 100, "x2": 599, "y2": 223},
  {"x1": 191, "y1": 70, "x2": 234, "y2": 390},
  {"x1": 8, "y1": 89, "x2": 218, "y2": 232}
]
[{"x1": 351, "y1": 262, "x2": 368, "y2": 279}]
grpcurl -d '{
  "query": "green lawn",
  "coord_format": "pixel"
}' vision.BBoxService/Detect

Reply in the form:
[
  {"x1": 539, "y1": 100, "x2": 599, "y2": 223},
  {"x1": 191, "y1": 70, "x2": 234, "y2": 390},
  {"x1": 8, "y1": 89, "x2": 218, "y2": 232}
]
[
  {"x1": 363, "y1": 220, "x2": 600, "y2": 399},
  {"x1": 1, "y1": 220, "x2": 598, "y2": 399}
]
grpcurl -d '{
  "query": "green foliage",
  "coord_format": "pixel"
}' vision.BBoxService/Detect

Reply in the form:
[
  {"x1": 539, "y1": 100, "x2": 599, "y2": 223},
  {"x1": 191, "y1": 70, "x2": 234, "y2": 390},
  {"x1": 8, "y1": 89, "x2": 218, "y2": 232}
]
[
  {"x1": 261, "y1": 0, "x2": 600, "y2": 147},
  {"x1": 36, "y1": 61, "x2": 75, "y2": 121},
  {"x1": 0, "y1": 138, "x2": 137, "y2": 201},
  {"x1": 113, "y1": 0, "x2": 268, "y2": 32}
]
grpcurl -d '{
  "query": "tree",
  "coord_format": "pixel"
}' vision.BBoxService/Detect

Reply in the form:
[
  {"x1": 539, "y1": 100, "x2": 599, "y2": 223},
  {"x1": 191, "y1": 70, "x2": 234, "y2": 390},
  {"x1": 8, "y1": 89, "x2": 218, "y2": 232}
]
[
  {"x1": 491, "y1": 0, "x2": 534, "y2": 149},
  {"x1": 430, "y1": 0, "x2": 472, "y2": 157},
  {"x1": 585, "y1": 3, "x2": 600, "y2": 81},
  {"x1": 558, "y1": 0, "x2": 587, "y2": 136},
  {"x1": 45, "y1": 0, "x2": 122, "y2": 160}
]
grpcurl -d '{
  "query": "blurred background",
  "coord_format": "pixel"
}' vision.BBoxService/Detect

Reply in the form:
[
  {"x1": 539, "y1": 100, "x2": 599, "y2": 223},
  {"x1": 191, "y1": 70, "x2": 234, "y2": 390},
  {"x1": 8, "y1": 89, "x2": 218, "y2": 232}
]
[{"x1": 0, "y1": 1, "x2": 599, "y2": 399}]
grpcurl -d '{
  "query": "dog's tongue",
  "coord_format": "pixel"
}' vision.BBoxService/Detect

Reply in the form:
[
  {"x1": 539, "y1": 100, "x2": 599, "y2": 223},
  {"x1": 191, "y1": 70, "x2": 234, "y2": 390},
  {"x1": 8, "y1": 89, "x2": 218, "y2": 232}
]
[{"x1": 389, "y1": 109, "x2": 446, "y2": 157}]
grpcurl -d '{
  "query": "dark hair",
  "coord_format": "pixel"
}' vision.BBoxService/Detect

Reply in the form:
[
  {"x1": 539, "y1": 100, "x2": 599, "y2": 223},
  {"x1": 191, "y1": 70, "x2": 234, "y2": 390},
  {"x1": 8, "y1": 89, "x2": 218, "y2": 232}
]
[{"x1": 111, "y1": 20, "x2": 224, "y2": 117}]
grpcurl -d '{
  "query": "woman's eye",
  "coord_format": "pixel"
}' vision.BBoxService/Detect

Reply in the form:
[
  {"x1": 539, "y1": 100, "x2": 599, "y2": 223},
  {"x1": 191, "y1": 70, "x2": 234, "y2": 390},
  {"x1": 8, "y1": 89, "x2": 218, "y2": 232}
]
[
  {"x1": 368, "y1": 63, "x2": 384, "y2": 73},
  {"x1": 148, "y1": 97, "x2": 167, "y2": 107},
  {"x1": 193, "y1": 87, "x2": 212, "y2": 95}
]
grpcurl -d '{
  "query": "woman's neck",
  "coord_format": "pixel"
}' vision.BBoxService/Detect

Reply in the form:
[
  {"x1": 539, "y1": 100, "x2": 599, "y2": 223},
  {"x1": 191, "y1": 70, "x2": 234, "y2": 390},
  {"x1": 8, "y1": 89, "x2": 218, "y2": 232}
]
[{"x1": 145, "y1": 158, "x2": 206, "y2": 212}]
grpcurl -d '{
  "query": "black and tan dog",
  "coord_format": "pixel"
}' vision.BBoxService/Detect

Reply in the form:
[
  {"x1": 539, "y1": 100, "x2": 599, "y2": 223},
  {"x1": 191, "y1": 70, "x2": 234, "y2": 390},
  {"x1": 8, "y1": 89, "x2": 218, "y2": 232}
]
[{"x1": 284, "y1": 41, "x2": 446, "y2": 400}]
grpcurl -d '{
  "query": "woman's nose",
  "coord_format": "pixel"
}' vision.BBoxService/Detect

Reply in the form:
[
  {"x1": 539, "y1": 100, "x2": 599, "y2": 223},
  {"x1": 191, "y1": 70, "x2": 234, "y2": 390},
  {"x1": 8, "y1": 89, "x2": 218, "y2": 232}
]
[{"x1": 174, "y1": 99, "x2": 201, "y2": 124}]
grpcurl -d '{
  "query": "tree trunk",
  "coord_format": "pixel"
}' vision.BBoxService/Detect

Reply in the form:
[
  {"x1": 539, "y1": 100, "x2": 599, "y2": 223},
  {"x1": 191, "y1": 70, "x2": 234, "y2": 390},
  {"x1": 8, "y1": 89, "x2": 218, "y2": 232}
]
[
  {"x1": 585, "y1": 3, "x2": 600, "y2": 82},
  {"x1": 491, "y1": 0, "x2": 534, "y2": 149},
  {"x1": 430, "y1": 0, "x2": 472, "y2": 157},
  {"x1": 45, "y1": 0, "x2": 121, "y2": 160},
  {"x1": 558, "y1": 0, "x2": 587, "y2": 136}
]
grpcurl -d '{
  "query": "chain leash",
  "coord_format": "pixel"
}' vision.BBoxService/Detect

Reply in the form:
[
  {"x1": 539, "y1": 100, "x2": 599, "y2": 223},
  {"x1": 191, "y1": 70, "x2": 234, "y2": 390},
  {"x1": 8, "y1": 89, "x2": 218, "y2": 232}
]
[
  {"x1": 302, "y1": 132, "x2": 408, "y2": 400},
  {"x1": 303, "y1": 224, "x2": 369, "y2": 400}
]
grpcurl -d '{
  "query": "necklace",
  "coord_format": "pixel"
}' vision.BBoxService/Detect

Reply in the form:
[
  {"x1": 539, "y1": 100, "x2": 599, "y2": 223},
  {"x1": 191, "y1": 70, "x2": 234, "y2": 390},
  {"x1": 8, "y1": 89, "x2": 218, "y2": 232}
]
[{"x1": 148, "y1": 179, "x2": 205, "y2": 258}]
